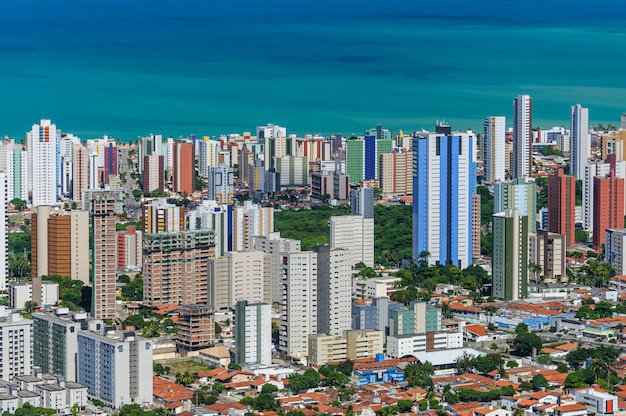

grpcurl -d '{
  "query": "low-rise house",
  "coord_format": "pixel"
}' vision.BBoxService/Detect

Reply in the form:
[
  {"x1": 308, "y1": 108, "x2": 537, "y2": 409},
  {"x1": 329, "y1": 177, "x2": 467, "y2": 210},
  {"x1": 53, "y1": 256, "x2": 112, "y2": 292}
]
[{"x1": 553, "y1": 403, "x2": 588, "y2": 416}]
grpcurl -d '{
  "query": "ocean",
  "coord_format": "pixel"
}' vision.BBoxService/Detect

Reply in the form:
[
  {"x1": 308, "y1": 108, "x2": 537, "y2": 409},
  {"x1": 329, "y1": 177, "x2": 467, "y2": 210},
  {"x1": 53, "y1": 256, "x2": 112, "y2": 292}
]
[{"x1": 1, "y1": 0, "x2": 625, "y2": 141}]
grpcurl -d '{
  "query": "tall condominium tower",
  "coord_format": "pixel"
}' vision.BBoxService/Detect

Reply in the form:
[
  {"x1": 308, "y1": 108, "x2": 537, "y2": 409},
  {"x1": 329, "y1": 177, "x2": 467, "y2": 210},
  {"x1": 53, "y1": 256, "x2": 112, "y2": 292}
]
[
  {"x1": 208, "y1": 163, "x2": 234, "y2": 204},
  {"x1": 483, "y1": 116, "x2": 506, "y2": 183},
  {"x1": 330, "y1": 215, "x2": 374, "y2": 268},
  {"x1": 233, "y1": 201, "x2": 274, "y2": 251},
  {"x1": 31, "y1": 206, "x2": 90, "y2": 285},
  {"x1": 252, "y1": 232, "x2": 301, "y2": 303},
  {"x1": 90, "y1": 190, "x2": 121, "y2": 320},
  {"x1": 72, "y1": 144, "x2": 89, "y2": 202},
  {"x1": 548, "y1": 169, "x2": 576, "y2": 248},
  {"x1": 412, "y1": 128, "x2": 477, "y2": 268},
  {"x1": 27, "y1": 119, "x2": 59, "y2": 207},
  {"x1": 278, "y1": 251, "x2": 317, "y2": 360},
  {"x1": 0, "y1": 310, "x2": 33, "y2": 381},
  {"x1": 173, "y1": 140, "x2": 195, "y2": 195},
  {"x1": 234, "y1": 300, "x2": 272, "y2": 366},
  {"x1": 0, "y1": 172, "x2": 6, "y2": 292},
  {"x1": 512, "y1": 95, "x2": 533, "y2": 179},
  {"x1": 143, "y1": 154, "x2": 164, "y2": 193},
  {"x1": 593, "y1": 171, "x2": 624, "y2": 249},
  {"x1": 314, "y1": 245, "x2": 352, "y2": 336},
  {"x1": 570, "y1": 104, "x2": 590, "y2": 180},
  {"x1": 492, "y1": 209, "x2": 528, "y2": 301},
  {"x1": 197, "y1": 137, "x2": 220, "y2": 179},
  {"x1": 493, "y1": 177, "x2": 537, "y2": 232}
]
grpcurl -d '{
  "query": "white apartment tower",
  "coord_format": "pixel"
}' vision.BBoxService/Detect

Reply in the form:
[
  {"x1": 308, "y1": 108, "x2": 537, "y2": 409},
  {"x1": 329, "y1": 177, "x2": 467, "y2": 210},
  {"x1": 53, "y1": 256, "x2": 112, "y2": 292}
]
[
  {"x1": 208, "y1": 163, "x2": 234, "y2": 204},
  {"x1": 28, "y1": 119, "x2": 59, "y2": 207},
  {"x1": 570, "y1": 104, "x2": 590, "y2": 180},
  {"x1": 233, "y1": 201, "x2": 274, "y2": 251},
  {"x1": 512, "y1": 95, "x2": 533, "y2": 179},
  {"x1": 234, "y1": 300, "x2": 272, "y2": 366},
  {"x1": 197, "y1": 137, "x2": 220, "y2": 179},
  {"x1": 0, "y1": 308, "x2": 33, "y2": 381},
  {"x1": 208, "y1": 251, "x2": 271, "y2": 312},
  {"x1": 314, "y1": 246, "x2": 352, "y2": 336},
  {"x1": 0, "y1": 172, "x2": 6, "y2": 292},
  {"x1": 583, "y1": 161, "x2": 626, "y2": 230},
  {"x1": 330, "y1": 215, "x2": 374, "y2": 268},
  {"x1": 483, "y1": 116, "x2": 506, "y2": 183},
  {"x1": 279, "y1": 251, "x2": 317, "y2": 360},
  {"x1": 253, "y1": 232, "x2": 301, "y2": 303},
  {"x1": 77, "y1": 327, "x2": 153, "y2": 408}
]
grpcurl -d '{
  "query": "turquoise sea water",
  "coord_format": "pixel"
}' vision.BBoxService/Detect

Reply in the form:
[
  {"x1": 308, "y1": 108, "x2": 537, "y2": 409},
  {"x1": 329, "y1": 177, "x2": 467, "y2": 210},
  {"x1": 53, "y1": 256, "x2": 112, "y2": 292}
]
[{"x1": 1, "y1": 0, "x2": 626, "y2": 140}]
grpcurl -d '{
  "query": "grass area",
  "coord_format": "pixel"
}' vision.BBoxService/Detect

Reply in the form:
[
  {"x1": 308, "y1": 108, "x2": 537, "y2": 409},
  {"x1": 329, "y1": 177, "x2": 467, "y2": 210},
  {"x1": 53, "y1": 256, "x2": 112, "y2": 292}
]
[{"x1": 167, "y1": 360, "x2": 212, "y2": 376}]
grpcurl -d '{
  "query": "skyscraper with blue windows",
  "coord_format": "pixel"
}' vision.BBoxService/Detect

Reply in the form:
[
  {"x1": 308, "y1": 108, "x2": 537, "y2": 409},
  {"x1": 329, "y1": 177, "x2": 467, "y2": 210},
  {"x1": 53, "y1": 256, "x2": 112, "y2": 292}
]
[{"x1": 412, "y1": 124, "x2": 477, "y2": 268}]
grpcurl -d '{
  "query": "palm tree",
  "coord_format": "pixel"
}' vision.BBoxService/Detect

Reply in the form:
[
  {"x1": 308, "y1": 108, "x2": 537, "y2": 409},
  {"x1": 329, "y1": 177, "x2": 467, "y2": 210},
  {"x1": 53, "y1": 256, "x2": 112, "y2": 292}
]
[{"x1": 528, "y1": 262, "x2": 543, "y2": 283}]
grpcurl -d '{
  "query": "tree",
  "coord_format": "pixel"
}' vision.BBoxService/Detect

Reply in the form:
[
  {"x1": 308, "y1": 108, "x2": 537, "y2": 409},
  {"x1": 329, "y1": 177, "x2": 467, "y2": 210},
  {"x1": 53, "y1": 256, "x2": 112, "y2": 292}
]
[
  {"x1": 531, "y1": 374, "x2": 549, "y2": 390},
  {"x1": 261, "y1": 383, "x2": 278, "y2": 394},
  {"x1": 153, "y1": 363, "x2": 170, "y2": 376},
  {"x1": 151, "y1": 188, "x2": 167, "y2": 197},
  {"x1": 132, "y1": 189, "x2": 143, "y2": 199},
  {"x1": 576, "y1": 305, "x2": 595, "y2": 320},
  {"x1": 228, "y1": 362, "x2": 242, "y2": 370},
  {"x1": 23, "y1": 301, "x2": 38, "y2": 313},
  {"x1": 397, "y1": 400, "x2": 413, "y2": 412},
  {"x1": 513, "y1": 332, "x2": 542, "y2": 357},
  {"x1": 506, "y1": 360, "x2": 518, "y2": 368},
  {"x1": 121, "y1": 276, "x2": 143, "y2": 301},
  {"x1": 557, "y1": 362, "x2": 569, "y2": 373},
  {"x1": 595, "y1": 301, "x2": 614, "y2": 318},
  {"x1": 515, "y1": 322, "x2": 529, "y2": 335},
  {"x1": 403, "y1": 361, "x2": 434, "y2": 388},
  {"x1": 10, "y1": 198, "x2": 26, "y2": 212}
]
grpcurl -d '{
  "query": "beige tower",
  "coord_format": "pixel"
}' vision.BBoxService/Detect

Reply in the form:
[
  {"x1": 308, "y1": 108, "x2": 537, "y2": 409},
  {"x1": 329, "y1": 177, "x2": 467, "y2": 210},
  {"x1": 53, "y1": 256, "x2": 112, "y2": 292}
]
[{"x1": 90, "y1": 190, "x2": 120, "y2": 320}]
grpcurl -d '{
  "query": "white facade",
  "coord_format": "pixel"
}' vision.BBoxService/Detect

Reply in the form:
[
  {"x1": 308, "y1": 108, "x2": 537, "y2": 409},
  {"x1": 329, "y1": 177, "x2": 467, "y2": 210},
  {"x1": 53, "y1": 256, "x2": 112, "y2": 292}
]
[
  {"x1": 315, "y1": 246, "x2": 352, "y2": 336},
  {"x1": 197, "y1": 137, "x2": 220, "y2": 179},
  {"x1": 0, "y1": 309, "x2": 33, "y2": 381},
  {"x1": 483, "y1": 116, "x2": 506, "y2": 183},
  {"x1": 6, "y1": 145, "x2": 29, "y2": 202},
  {"x1": 570, "y1": 104, "x2": 590, "y2": 180},
  {"x1": 187, "y1": 200, "x2": 232, "y2": 257},
  {"x1": 573, "y1": 387, "x2": 618, "y2": 415},
  {"x1": 387, "y1": 332, "x2": 463, "y2": 359},
  {"x1": 77, "y1": 329, "x2": 153, "y2": 408},
  {"x1": 583, "y1": 161, "x2": 626, "y2": 230},
  {"x1": 36, "y1": 385, "x2": 66, "y2": 411},
  {"x1": 252, "y1": 232, "x2": 301, "y2": 303},
  {"x1": 329, "y1": 215, "x2": 374, "y2": 268},
  {"x1": 208, "y1": 163, "x2": 234, "y2": 204},
  {"x1": 235, "y1": 301, "x2": 272, "y2": 366},
  {"x1": 8, "y1": 283, "x2": 31, "y2": 310},
  {"x1": 0, "y1": 171, "x2": 6, "y2": 291},
  {"x1": 512, "y1": 94, "x2": 532, "y2": 179},
  {"x1": 233, "y1": 201, "x2": 274, "y2": 251},
  {"x1": 28, "y1": 120, "x2": 59, "y2": 207},
  {"x1": 279, "y1": 252, "x2": 318, "y2": 360}
]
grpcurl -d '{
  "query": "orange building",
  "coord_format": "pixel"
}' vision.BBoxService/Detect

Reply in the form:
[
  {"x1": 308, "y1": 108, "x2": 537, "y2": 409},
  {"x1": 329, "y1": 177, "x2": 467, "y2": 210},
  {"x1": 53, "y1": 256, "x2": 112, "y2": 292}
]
[
  {"x1": 593, "y1": 171, "x2": 625, "y2": 249},
  {"x1": 173, "y1": 140, "x2": 195, "y2": 195},
  {"x1": 548, "y1": 169, "x2": 576, "y2": 248}
]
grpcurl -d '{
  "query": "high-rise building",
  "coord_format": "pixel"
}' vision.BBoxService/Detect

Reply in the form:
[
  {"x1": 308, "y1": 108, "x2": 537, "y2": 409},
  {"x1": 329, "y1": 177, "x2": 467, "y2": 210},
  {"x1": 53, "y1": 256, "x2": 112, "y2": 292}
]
[
  {"x1": 308, "y1": 330, "x2": 384, "y2": 367},
  {"x1": 548, "y1": 169, "x2": 576, "y2": 248},
  {"x1": 412, "y1": 129, "x2": 476, "y2": 268},
  {"x1": 345, "y1": 139, "x2": 364, "y2": 183},
  {"x1": 528, "y1": 231, "x2": 566, "y2": 284},
  {"x1": 142, "y1": 154, "x2": 164, "y2": 193},
  {"x1": 143, "y1": 198, "x2": 185, "y2": 234},
  {"x1": 606, "y1": 228, "x2": 626, "y2": 275},
  {"x1": 570, "y1": 104, "x2": 590, "y2": 180},
  {"x1": 172, "y1": 140, "x2": 195, "y2": 195},
  {"x1": 601, "y1": 131, "x2": 626, "y2": 162},
  {"x1": 314, "y1": 245, "x2": 351, "y2": 336},
  {"x1": 187, "y1": 200, "x2": 233, "y2": 257},
  {"x1": 143, "y1": 230, "x2": 213, "y2": 307},
  {"x1": 31, "y1": 206, "x2": 90, "y2": 285},
  {"x1": 379, "y1": 150, "x2": 413, "y2": 196},
  {"x1": 494, "y1": 177, "x2": 537, "y2": 232},
  {"x1": 116, "y1": 226, "x2": 142, "y2": 270},
  {"x1": 234, "y1": 300, "x2": 272, "y2": 366},
  {"x1": 264, "y1": 136, "x2": 288, "y2": 171},
  {"x1": 278, "y1": 251, "x2": 317, "y2": 360},
  {"x1": 512, "y1": 95, "x2": 533, "y2": 179},
  {"x1": 0, "y1": 172, "x2": 6, "y2": 292},
  {"x1": 472, "y1": 194, "x2": 481, "y2": 260},
  {"x1": 72, "y1": 144, "x2": 88, "y2": 202},
  {"x1": 207, "y1": 163, "x2": 234, "y2": 204},
  {"x1": 0, "y1": 308, "x2": 33, "y2": 381},
  {"x1": 207, "y1": 251, "x2": 270, "y2": 312},
  {"x1": 593, "y1": 171, "x2": 624, "y2": 249},
  {"x1": 330, "y1": 215, "x2": 374, "y2": 267},
  {"x1": 256, "y1": 123, "x2": 286, "y2": 141},
  {"x1": 582, "y1": 157, "x2": 626, "y2": 231},
  {"x1": 90, "y1": 190, "x2": 121, "y2": 320},
  {"x1": 350, "y1": 187, "x2": 374, "y2": 219},
  {"x1": 32, "y1": 309, "x2": 85, "y2": 382},
  {"x1": 197, "y1": 137, "x2": 220, "y2": 179},
  {"x1": 102, "y1": 143, "x2": 118, "y2": 184},
  {"x1": 483, "y1": 116, "x2": 506, "y2": 183},
  {"x1": 274, "y1": 155, "x2": 309, "y2": 187},
  {"x1": 492, "y1": 209, "x2": 528, "y2": 301},
  {"x1": 27, "y1": 119, "x2": 59, "y2": 207},
  {"x1": 5, "y1": 143, "x2": 29, "y2": 202},
  {"x1": 77, "y1": 326, "x2": 152, "y2": 408},
  {"x1": 252, "y1": 232, "x2": 301, "y2": 303},
  {"x1": 233, "y1": 201, "x2": 274, "y2": 251},
  {"x1": 622, "y1": 113, "x2": 626, "y2": 130}
]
